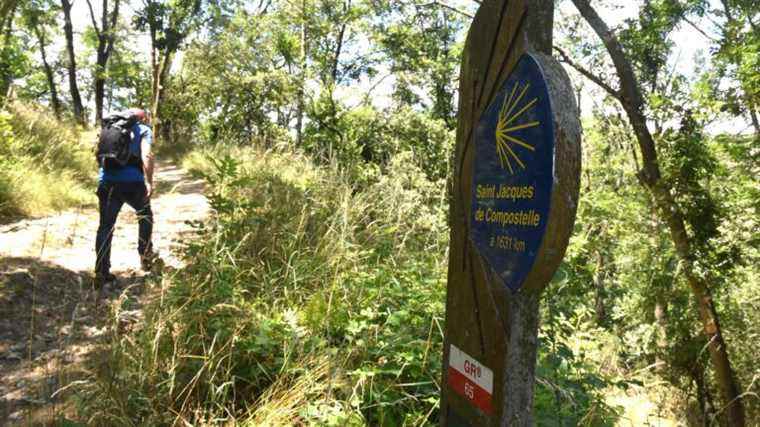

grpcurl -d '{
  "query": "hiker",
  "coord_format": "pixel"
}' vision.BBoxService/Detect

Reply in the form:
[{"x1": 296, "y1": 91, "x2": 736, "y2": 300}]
[{"x1": 94, "y1": 108, "x2": 155, "y2": 286}]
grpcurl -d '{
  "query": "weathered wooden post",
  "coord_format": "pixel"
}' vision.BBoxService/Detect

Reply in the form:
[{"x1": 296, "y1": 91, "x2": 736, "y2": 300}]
[{"x1": 440, "y1": 0, "x2": 580, "y2": 425}]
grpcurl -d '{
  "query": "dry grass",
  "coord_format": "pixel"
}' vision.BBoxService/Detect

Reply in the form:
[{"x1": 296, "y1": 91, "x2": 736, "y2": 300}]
[{"x1": 0, "y1": 103, "x2": 96, "y2": 221}]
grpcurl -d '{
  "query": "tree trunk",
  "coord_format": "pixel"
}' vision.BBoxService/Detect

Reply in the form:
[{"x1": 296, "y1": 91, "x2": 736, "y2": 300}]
[
  {"x1": 653, "y1": 299, "x2": 668, "y2": 373},
  {"x1": 690, "y1": 363, "x2": 714, "y2": 427},
  {"x1": 61, "y1": 0, "x2": 85, "y2": 126},
  {"x1": 0, "y1": 14, "x2": 6, "y2": 43},
  {"x1": 593, "y1": 250, "x2": 607, "y2": 324},
  {"x1": 148, "y1": 23, "x2": 160, "y2": 139},
  {"x1": 295, "y1": 0, "x2": 306, "y2": 147},
  {"x1": 651, "y1": 210, "x2": 668, "y2": 374},
  {"x1": 88, "y1": 0, "x2": 120, "y2": 123},
  {"x1": 748, "y1": 100, "x2": 760, "y2": 136},
  {"x1": 32, "y1": 21, "x2": 61, "y2": 119},
  {"x1": 330, "y1": 0, "x2": 349, "y2": 85},
  {"x1": 150, "y1": 51, "x2": 173, "y2": 146},
  {"x1": 0, "y1": 1, "x2": 17, "y2": 32},
  {"x1": 1, "y1": 2, "x2": 14, "y2": 48},
  {"x1": 143, "y1": 0, "x2": 204, "y2": 141},
  {"x1": 94, "y1": 50, "x2": 107, "y2": 123},
  {"x1": 571, "y1": 1, "x2": 746, "y2": 425},
  {"x1": 1, "y1": 4, "x2": 16, "y2": 101}
]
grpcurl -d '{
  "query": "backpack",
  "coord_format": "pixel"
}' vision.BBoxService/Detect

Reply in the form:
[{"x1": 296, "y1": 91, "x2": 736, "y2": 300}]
[{"x1": 96, "y1": 111, "x2": 141, "y2": 170}]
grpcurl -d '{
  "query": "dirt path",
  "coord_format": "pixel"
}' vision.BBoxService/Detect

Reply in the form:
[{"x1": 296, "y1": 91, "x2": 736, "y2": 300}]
[{"x1": 0, "y1": 163, "x2": 209, "y2": 425}]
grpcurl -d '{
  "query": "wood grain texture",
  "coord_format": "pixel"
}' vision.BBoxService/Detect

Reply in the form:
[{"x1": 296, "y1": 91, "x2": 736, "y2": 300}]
[{"x1": 441, "y1": 1, "x2": 581, "y2": 425}]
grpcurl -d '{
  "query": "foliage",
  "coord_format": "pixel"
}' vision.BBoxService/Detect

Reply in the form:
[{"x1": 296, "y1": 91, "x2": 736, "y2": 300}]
[
  {"x1": 535, "y1": 302, "x2": 624, "y2": 426},
  {"x1": 555, "y1": 113, "x2": 760, "y2": 423},
  {"x1": 303, "y1": 102, "x2": 454, "y2": 181},
  {"x1": 0, "y1": 102, "x2": 95, "y2": 221},
  {"x1": 370, "y1": 0, "x2": 467, "y2": 128},
  {"x1": 77, "y1": 146, "x2": 448, "y2": 425},
  {"x1": 175, "y1": 9, "x2": 297, "y2": 146},
  {"x1": 77, "y1": 145, "x2": 616, "y2": 425},
  {"x1": 0, "y1": 10, "x2": 31, "y2": 99}
]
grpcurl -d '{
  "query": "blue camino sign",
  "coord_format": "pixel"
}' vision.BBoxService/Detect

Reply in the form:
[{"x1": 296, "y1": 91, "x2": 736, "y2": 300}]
[{"x1": 470, "y1": 53, "x2": 555, "y2": 292}]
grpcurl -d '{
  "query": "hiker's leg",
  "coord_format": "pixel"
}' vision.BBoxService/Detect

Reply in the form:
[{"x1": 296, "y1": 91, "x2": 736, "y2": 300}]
[
  {"x1": 95, "y1": 183, "x2": 124, "y2": 274},
  {"x1": 137, "y1": 200, "x2": 154, "y2": 256},
  {"x1": 124, "y1": 182, "x2": 153, "y2": 256}
]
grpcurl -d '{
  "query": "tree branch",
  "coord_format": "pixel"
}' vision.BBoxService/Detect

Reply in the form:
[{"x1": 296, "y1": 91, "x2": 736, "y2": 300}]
[
  {"x1": 109, "y1": 0, "x2": 119, "y2": 29},
  {"x1": 420, "y1": 1, "x2": 473, "y2": 19},
  {"x1": 681, "y1": 15, "x2": 718, "y2": 42},
  {"x1": 571, "y1": 0, "x2": 659, "y2": 185},
  {"x1": 104, "y1": 0, "x2": 120, "y2": 58},
  {"x1": 553, "y1": 45, "x2": 621, "y2": 101},
  {"x1": 85, "y1": 0, "x2": 101, "y2": 36},
  {"x1": 257, "y1": 0, "x2": 272, "y2": 16}
]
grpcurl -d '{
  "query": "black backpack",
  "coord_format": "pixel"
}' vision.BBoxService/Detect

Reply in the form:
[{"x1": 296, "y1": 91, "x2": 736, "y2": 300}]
[{"x1": 96, "y1": 111, "x2": 141, "y2": 170}]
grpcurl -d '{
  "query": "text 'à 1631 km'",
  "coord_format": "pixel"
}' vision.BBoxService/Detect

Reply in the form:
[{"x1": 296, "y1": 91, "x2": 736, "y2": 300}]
[{"x1": 490, "y1": 235, "x2": 526, "y2": 252}]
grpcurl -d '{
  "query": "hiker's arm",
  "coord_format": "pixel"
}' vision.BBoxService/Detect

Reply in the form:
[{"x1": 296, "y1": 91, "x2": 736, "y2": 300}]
[{"x1": 142, "y1": 130, "x2": 155, "y2": 198}]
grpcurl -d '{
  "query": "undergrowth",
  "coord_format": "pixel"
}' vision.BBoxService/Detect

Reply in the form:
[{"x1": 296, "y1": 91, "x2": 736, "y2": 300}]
[
  {"x1": 76, "y1": 146, "x2": 618, "y2": 425},
  {"x1": 78, "y1": 146, "x2": 448, "y2": 425},
  {"x1": 0, "y1": 103, "x2": 95, "y2": 221}
]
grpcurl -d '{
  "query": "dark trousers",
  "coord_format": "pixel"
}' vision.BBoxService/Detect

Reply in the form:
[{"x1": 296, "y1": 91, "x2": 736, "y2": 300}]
[{"x1": 95, "y1": 181, "x2": 153, "y2": 275}]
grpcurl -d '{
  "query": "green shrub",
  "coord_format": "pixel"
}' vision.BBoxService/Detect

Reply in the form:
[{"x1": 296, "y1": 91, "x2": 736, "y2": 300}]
[{"x1": 303, "y1": 103, "x2": 454, "y2": 183}]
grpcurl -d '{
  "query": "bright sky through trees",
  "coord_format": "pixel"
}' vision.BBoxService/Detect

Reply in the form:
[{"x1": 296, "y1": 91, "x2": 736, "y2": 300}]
[{"x1": 32, "y1": 0, "x2": 748, "y2": 133}]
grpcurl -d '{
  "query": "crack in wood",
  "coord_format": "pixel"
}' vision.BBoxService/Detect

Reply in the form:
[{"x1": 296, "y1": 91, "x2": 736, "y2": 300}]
[
  {"x1": 475, "y1": 0, "x2": 513, "y2": 110},
  {"x1": 467, "y1": 248, "x2": 487, "y2": 358},
  {"x1": 478, "y1": 255, "x2": 512, "y2": 337},
  {"x1": 481, "y1": 9, "x2": 527, "y2": 115}
]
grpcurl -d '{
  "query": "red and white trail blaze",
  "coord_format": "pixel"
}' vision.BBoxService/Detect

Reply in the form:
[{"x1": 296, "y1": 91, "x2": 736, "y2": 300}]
[{"x1": 447, "y1": 344, "x2": 494, "y2": 415}]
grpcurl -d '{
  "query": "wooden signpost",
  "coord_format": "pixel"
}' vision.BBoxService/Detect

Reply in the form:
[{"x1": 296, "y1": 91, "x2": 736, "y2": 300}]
[{"x1": 441, "y1": 0, "x2": 581, "y2": 425}]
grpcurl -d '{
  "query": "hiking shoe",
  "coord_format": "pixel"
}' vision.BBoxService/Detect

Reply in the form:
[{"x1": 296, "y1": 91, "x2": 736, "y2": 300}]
[
  {"x1": 95, "y1": 272, "x2": 117, "y2": 288},
  {"x1": 140, "y1": 251, "x2": 157, "y2": 272}
]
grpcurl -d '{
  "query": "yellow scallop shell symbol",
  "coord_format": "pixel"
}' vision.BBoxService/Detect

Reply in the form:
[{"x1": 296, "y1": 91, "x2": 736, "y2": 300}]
[{"x1": 495, "y1": 82, "x2": 538, "y2": 174}]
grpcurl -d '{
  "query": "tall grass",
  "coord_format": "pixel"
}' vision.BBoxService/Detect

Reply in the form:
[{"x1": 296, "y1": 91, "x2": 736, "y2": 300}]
[
  {"x1": 77, "y1": 145, "x2": 449, "y2": 425},
  {"x1": 0, "y1": 103, "x2": 95, "y2": 221}
]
